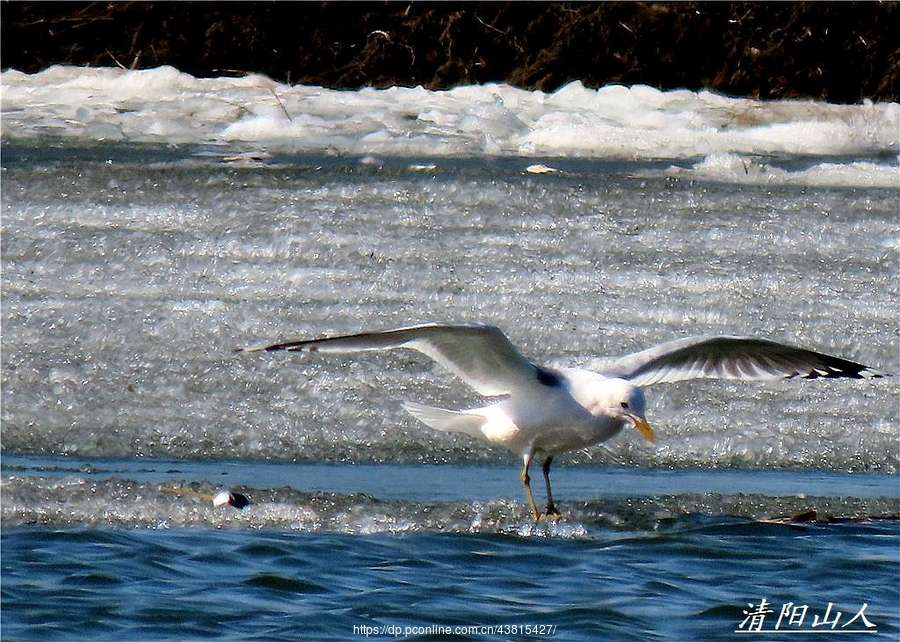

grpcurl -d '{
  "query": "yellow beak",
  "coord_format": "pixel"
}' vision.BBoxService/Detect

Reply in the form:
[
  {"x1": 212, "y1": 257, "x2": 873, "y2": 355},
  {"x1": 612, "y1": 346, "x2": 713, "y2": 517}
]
[{"x1": 629, "y1": 415, "x2": 655, "y2": 443}]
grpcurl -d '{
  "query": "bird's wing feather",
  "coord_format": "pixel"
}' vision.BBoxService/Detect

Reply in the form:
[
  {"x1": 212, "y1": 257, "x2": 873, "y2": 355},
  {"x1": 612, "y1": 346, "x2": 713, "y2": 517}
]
[
  {"x1": 242, "y1": 322, "x2": 548, "y2": 396},
  {"x1": 606, "y1": 336, "x2": 884, "y2": 386}
]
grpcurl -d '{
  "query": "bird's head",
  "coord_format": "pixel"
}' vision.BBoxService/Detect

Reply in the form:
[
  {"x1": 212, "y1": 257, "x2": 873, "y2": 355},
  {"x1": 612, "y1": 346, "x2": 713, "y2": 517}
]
[{"x1": 596, "y1": 378, "x2": 655, "y2": 443}]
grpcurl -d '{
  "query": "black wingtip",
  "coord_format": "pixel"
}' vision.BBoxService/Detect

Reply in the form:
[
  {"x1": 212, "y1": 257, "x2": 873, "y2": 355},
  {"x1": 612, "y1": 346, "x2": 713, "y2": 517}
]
[
  {"x1": 263, "y1": 342, "x2": 305, "y2": 352},
  {"x1": 233, "y1": 344, "x2": 282, "y2": 353},
  {"x1": 236, "y1": 341, "x2": 312, "y2": 353},
  {"x1": 790, "y1": 364, "x2": 888, "y2": 380}
]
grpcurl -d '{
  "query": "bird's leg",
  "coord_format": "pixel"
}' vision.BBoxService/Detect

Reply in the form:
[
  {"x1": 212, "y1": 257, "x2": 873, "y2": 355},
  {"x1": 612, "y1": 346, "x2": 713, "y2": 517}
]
[
  {"x1": 521, "y1": 450, "x2": 541, "y2": 521},
  {"x1": 542, "y1": 456, "x2": 561, "y2": 519}
]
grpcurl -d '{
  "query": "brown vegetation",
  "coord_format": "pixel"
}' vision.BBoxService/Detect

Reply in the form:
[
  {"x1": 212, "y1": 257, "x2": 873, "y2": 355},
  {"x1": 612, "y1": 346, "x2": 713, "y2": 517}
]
[{"x1": 3, "y1": 2, "x2": 897, "y2": 102}]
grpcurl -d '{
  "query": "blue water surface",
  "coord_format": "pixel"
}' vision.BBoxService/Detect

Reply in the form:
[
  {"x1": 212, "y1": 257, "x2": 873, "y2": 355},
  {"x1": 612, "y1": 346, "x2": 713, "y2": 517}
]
[{"x1": 3, "y1": 518, "x2": 897, "y2": 641}]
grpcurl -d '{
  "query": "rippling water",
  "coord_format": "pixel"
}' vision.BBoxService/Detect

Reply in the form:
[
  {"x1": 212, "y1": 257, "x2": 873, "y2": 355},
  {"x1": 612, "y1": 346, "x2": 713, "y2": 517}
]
[
  {"x1": 2, "y1": 141, "x2": 897, "y2": 639},
  {"x1": 3, "y1": 517, "x2": 898, "y2": 640}
]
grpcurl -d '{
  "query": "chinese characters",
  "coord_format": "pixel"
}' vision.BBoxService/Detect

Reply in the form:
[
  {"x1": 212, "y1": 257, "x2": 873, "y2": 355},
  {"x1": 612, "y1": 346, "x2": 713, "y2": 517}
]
[{"x1": 738, "y1": 600, "x2": 876, "y2": 633}]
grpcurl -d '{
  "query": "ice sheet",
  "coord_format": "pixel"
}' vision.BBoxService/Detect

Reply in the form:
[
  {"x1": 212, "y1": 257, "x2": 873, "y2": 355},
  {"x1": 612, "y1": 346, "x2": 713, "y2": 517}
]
[{"x1": 2, "y1": 66, "x2": 897, "y2": 186}]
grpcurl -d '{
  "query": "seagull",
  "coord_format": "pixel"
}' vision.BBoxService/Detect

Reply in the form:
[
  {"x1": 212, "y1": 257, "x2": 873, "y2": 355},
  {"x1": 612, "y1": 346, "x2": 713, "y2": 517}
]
[{"x1": 241, "y1": 323, "x2": 885, "y2": 520}]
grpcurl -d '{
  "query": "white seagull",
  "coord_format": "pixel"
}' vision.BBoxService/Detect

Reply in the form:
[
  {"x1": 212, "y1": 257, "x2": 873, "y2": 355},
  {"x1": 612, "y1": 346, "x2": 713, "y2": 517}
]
[{"x1": 242, "y1": 323, "x2": 884, "y2": 520}]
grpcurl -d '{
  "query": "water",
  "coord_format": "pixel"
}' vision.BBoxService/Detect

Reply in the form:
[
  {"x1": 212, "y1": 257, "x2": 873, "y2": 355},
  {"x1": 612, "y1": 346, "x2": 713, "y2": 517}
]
[
  {"x1": 2, "y1": 67, "x2": 898, "y2": 639},
  {"x1": 3, "y1": 522, "x2": 897, "y2": 640}
]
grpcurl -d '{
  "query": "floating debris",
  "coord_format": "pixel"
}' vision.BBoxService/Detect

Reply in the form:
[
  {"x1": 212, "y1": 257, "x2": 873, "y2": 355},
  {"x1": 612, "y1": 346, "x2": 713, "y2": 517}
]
[
  {"x1": 525, "y1": 163, "x2": 561, "y2": 175},
  {"x1": 213, "y1": 490, "x2": 250, "y2": 509}
]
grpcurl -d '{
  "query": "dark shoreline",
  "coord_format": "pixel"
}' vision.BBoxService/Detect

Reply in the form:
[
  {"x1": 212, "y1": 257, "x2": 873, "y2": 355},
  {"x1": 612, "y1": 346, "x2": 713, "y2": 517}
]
[{"x1": 3, "y1": 2, "x2": 898, "y2": 103}]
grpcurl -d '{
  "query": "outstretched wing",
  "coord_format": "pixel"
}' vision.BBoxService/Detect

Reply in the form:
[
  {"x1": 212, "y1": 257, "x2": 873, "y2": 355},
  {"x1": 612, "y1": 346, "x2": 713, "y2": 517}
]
[
  {"x1": 605, "y1": 336, "x2": 885, "y2": 387},
  {"x1": 241, "y1": 322, "x2": 558, "y2": 396}
]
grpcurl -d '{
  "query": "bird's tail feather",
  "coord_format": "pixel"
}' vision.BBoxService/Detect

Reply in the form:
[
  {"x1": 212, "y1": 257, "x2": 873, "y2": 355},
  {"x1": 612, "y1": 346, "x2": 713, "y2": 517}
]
[{"x1": 402, "y1": 401, "x2": 484, "y2": 438}]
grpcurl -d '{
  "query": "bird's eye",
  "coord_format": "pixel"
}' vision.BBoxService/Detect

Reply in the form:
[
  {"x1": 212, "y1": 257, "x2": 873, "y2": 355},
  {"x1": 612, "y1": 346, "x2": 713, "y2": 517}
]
[{"x1": 620, "y1": 401, "x2": 629, "y2": 409}]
